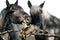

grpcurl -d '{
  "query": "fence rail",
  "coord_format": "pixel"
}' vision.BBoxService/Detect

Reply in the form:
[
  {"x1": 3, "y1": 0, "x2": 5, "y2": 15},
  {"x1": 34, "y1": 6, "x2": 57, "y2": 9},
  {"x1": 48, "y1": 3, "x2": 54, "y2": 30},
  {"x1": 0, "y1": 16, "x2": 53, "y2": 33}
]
[{"x1": 0, "y1": 30, "x2": 60, "y2": 38}]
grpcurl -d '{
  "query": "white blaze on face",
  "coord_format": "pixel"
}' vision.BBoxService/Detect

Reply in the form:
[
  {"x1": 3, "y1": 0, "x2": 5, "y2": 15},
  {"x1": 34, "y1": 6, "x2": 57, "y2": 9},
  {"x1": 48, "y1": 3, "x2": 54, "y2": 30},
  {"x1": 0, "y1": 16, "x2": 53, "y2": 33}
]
[{"x1": 48, "y1": 29, "x2": 54, "y2": 40}]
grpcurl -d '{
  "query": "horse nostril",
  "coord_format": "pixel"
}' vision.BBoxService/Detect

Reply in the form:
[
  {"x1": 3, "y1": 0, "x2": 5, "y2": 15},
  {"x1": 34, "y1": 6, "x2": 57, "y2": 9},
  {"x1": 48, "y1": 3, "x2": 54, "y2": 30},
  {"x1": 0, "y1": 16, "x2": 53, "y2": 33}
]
[
  {"x1": 39, "y1": 31, "x2": 43, "y2": 33},
  {"x1": 44, "y1": 31, "x2": 48, "y2": 34}
]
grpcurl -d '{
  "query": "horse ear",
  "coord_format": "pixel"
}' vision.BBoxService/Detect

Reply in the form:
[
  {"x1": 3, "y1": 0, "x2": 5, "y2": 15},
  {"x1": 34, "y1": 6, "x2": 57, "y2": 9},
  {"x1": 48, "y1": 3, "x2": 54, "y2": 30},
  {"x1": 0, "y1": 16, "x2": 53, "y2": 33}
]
[
  {"x1": 6, "y1": 0, "x2": 10, "y2": 6},
  {"x1": 15, "y1": 0, "x2": 18, "y2": 5},
  {"x1": 28, "y1": 1, "x2": 32, "y2": 8},
  {"x1": 39, "y1": 1, "x2": 45, "y2": 8}
]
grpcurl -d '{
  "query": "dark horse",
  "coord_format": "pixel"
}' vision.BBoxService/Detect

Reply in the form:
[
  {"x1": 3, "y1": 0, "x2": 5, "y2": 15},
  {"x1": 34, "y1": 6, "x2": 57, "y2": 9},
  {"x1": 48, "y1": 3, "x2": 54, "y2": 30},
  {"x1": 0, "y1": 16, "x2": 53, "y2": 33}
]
[
  {"x1": 0, "y1": 0, "x2": 31, "y2": 40},
  {"x1": 27, "y1": 1, "x2": 60, "y2": 40}
]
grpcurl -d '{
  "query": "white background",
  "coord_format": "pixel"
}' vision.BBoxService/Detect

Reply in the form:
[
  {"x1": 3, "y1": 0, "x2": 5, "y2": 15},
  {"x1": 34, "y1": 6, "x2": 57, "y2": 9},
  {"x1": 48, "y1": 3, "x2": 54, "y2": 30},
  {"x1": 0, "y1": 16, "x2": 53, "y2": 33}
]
[{"x1": 0, "y1": 0, "x2": 60, "y2": 18}]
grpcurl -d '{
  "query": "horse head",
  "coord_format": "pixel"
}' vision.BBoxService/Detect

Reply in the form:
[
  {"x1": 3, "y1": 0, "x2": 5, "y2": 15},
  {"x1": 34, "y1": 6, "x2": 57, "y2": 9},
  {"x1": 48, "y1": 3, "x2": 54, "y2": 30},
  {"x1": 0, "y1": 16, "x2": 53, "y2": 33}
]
[
  {"x1": 5, "y1": 0, "x2": 31, "y2": 24},
  {"x1": 27, "y1": 1, "x2": 45, "y2": 26}
]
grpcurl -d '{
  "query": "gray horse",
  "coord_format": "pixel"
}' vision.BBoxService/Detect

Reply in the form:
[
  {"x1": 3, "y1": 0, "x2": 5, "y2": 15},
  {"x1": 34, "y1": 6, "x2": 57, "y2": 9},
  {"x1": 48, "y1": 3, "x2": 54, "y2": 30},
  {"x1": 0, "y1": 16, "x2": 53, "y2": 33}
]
[
  {"x1": 27, "y1": 1, "x2": 60, "y2": 40},
  {"x1": 0, "y1": 0, "x2": 31, "y2": 40}
]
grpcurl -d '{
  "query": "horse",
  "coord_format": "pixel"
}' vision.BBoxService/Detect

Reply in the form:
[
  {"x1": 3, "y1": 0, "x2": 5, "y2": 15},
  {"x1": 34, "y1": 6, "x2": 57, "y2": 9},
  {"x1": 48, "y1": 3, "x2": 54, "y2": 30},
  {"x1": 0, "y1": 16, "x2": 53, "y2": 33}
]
[
  {"x1": 0, "y1": 0, "x2": 31, "y2": 40},
  {"x1": 27, "y1": 1, "x2": 60, "y2": 40}
]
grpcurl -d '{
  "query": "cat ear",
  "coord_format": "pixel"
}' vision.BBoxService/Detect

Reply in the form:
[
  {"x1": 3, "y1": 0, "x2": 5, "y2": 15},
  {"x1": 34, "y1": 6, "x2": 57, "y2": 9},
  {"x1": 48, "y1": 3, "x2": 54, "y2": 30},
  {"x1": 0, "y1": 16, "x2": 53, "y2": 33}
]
[
  {"x1": 27, "y1": 1, "x2": 32, "y2": 8},
  {"x1": 39, "y1": 1, "x2": 45, "y2": 8},
  {"x1": 15, "y1": 0, "x2": 18, "y2": 5}
]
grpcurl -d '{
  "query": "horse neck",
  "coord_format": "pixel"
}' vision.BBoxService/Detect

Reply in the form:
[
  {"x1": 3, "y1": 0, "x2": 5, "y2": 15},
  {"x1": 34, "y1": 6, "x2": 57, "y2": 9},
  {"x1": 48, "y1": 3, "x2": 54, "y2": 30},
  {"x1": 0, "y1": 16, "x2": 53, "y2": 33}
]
[{"x1": 0, "y1": 9, "x2": 13, "y2": 31}]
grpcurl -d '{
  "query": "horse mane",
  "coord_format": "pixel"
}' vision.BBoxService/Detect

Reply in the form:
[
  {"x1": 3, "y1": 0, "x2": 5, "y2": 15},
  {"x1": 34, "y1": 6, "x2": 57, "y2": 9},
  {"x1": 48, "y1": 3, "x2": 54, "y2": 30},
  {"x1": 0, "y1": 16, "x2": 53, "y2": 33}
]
[
  {"x1": 42, "y1": 11, "x2": 51, "y2": 20},
  {"x1": 0, "y1": 8, "x2": 7, "y2": 27}
]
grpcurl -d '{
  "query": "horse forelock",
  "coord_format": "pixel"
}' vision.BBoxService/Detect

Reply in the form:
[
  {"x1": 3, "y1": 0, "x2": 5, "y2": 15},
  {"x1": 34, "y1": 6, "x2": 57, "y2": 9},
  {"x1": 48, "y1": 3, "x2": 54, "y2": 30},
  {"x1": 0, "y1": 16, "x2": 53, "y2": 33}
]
[{"x1": 30, "y1": 6, "x2": 42, "y2": 15}]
